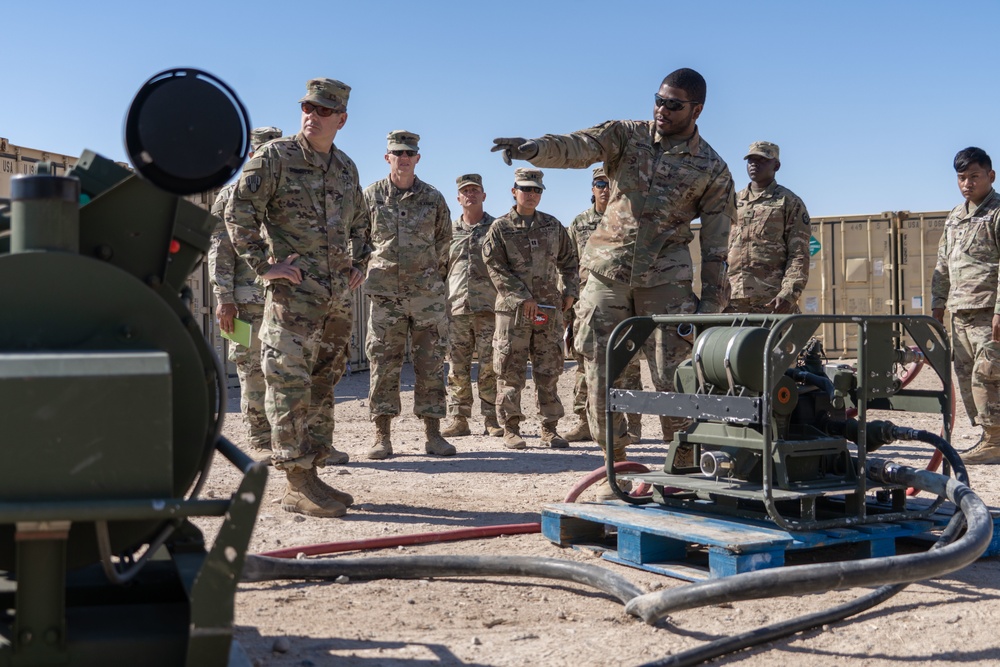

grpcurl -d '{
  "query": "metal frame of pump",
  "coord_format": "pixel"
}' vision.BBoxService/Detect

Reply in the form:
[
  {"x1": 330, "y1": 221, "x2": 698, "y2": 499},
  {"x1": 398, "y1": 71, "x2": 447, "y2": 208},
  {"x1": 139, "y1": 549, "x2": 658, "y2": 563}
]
[{"x1": 602, "y1": 313, "x2": 954, "y2": 531}]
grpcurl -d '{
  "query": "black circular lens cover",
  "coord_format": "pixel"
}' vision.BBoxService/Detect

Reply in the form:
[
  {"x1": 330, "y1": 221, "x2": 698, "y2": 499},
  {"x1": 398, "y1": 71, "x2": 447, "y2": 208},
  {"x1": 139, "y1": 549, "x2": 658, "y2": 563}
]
[{"x1": 124, "y1": 68, "x2": 250, "y2": 195}]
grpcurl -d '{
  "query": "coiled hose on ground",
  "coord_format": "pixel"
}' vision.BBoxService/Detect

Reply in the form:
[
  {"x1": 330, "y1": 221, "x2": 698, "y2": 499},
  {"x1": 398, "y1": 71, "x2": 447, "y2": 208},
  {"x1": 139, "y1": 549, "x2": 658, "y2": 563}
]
[
  {"x1": 244, "y1": 459, "x2": 990, "y2": 667},
  {"x1": 631, "y1": 460, "x2": 990, "y2": 666}
]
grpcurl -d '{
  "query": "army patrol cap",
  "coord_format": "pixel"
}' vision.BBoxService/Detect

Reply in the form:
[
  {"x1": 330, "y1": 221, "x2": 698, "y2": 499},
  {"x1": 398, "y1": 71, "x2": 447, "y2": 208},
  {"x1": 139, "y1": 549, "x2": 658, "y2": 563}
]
[
  {"x1": 592, "y1": 166, "x2": 607, "y2": 182},
  {"x1": 300, "y1": 78, "x2": 350, "y2": 111},
  {"x1": 456, "y1": 173, "x2": 483, "y2": 190},
  {"x1": 250, "y1": 126, "x2": 282, "y2": 150},
  {"x1": 387, "y1": 130, "x2": 420, "y2": 152},
  {"x1": 514, "y1": 168, "x2": 545, "y2": 190},
  {"x1": 744, "y1": 141, "x2": 780, "y2": 161}
]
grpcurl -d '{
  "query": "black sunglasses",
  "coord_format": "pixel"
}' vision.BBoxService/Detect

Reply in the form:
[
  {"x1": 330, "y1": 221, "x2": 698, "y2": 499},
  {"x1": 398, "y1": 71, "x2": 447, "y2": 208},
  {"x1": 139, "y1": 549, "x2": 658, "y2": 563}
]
[
  {"x1": 593, "y1": 180, "x2": 609, "y2": 189},
  {"x1": 515, "y1": 185, "x2": 543, "y2": 194},
  {"x1": 301, "y1": 102, "x2": 338, "y2": 117},
  {"x1": 389, "y1": 150, "x2": 418, "y2": 157},
  {"x1": 654, "y1": 94, "x2": 700, "y2": 111}
]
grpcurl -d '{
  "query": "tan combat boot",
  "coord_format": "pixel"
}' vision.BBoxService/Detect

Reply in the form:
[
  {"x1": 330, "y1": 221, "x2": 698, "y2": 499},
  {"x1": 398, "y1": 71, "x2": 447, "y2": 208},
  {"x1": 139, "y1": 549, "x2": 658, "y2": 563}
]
[
  {"x1": 367, "y1": 415, "x2": 394, "y2": 460},
  {"x1": 281, "y1": 468, "x2": 348, "y2": 518},
  {"x1": 627, "y1": 414, "x2": 643, "y2": 444},
  {"x1": 483, "y1": 414, "x2": 504, "y2": 437},
  {"x1": 502, "y1": 418, "x2": 526, "y2": 450},
  {"x1": 424, "y1": 418, "x2": 457, "y2": 456},
  {"x1": 595, "y1": 434, "x2": 632, "y2": 500},
  {"x1": 562, "y1": 416, "x2": 592, "y2": 442},
  {"x1": 326, "y1": 447, "x2": 350, "y2": 465},
  {"x1": 247, "y1": 442, "x2": 273, "y2": 465},
  {"x1": 441, "y1": 415, "x2": 471, "y2": 437},
  {"x1": 963, "y1": 427, "x2": 1000, "y2": 464},
  {"x1": 304, "y1": 467, "x2": 354, "y2": 506},
  {"x1": 540, "y1": 421, "x2": 569, "y2": 449}
]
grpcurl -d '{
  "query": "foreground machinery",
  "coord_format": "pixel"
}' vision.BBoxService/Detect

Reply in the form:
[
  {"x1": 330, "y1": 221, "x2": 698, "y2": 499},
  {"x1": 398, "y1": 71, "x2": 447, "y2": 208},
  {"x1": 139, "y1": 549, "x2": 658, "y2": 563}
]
[
  {"x1": 0, "y1": 69, "x2": 264, "y2": 666},
  {"x1": 605, "y1": 313, "x2": 956, "y2": 528}
]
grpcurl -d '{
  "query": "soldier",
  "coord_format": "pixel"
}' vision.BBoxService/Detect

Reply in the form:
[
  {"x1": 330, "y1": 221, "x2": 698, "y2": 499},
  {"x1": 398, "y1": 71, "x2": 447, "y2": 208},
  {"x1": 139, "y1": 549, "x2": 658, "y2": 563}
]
[
  {"x1": 932, "y1": 147, "x2": 1000, "y2": 464},
  {"x1": 209, "y1": 126, "x2": 283, "y2": 463},
  {"x1": 482, "y1": 168, "x2": 579, "y2": 449},
  {"x1": 364, "y1": 131, "x2": 455, "y2": 459},
  {"x1": 442, "y1": 174, "x2": 503, "y2": 438},
  {"x1": 492, "y1": 67, "x2": 735, "y2": 468},
  {"x1": 726, "y1": 141, "x2": 810, "y2": 314},
  {"x1": 227, "y1": 78, "x2": 370, "y2": 518},
  {"x1": 564, "y1": 166, "x2": 644, "y2": 444}
]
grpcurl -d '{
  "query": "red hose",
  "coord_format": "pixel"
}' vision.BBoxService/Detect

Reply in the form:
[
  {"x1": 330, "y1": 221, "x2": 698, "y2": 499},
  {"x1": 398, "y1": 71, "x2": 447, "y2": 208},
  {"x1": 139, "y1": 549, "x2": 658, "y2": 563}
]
[
  {"x1": 258, "y1": 462, "x2": 652, "y2": 559},
  {"x1": 562, "y1": 461, "x2": 653, "y2": 503},
  {"x1": 259, "y1": 523, "x2": 541, "y2": 559}
]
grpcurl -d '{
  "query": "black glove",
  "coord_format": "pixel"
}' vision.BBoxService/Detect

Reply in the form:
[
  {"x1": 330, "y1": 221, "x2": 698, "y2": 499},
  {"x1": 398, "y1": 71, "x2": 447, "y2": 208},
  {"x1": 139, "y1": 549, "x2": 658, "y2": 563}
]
[{"x1": 491, "y1": 137, "x2": 539, "y2": 165}]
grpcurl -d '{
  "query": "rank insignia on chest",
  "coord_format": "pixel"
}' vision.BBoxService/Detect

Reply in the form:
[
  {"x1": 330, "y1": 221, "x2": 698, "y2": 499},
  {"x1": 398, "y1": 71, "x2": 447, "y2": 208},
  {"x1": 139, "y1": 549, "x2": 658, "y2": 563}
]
[
  {"x1": 245, "y1": 175, "x2": 261, "y2": 193},
  {"x1": 530, "y1": 238, "x2": 539, "y2": 248}
]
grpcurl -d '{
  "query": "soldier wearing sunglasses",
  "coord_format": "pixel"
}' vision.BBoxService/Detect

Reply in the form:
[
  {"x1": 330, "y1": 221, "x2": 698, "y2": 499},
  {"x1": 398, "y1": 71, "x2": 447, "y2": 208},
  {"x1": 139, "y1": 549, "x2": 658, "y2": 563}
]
[
  {"x1": 491, "y1": 68, "x2": 735, "y2": 467},
  {"x1": 364, "y1": 131, "x2": 456, "y2": 460},
  {"x1": 227, "y1": 78, "x2": 370, "y2": 518},
  {"x1": 564, "y1": 166, "x2": 644, "y2": 446},
  {"x1": 482, "y1": 168, "x2": 579, "y2": 450}
]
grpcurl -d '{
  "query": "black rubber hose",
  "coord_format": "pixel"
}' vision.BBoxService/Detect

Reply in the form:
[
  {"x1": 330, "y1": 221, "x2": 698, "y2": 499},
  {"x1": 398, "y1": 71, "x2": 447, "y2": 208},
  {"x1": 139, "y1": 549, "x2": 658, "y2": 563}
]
[
  {"x1": 242, "y1": 554, "x2": 645, "y2": 606},
  {"x1": 899, "y1": 428, "x2": 968, "y2": 487},
  {"x1": 625, "y1": 461, "x2": 991, "y2": 624},
  {"x1": 638, "y1": 505, "x2": 970, "y2": 667}
]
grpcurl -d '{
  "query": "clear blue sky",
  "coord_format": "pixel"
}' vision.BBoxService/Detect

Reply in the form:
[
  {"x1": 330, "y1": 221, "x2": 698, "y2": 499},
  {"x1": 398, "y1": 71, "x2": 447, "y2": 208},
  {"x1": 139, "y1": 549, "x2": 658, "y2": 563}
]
[{"x1": 6, "y1": 1, "x2": 999, "y2": 224}]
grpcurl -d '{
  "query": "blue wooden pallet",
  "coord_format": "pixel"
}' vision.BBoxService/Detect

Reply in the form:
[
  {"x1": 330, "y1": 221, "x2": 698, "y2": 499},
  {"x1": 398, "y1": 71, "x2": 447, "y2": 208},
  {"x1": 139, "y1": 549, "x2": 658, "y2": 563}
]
[{"x1": 541, "y1": 500, "x2": 999, "y2": 582}]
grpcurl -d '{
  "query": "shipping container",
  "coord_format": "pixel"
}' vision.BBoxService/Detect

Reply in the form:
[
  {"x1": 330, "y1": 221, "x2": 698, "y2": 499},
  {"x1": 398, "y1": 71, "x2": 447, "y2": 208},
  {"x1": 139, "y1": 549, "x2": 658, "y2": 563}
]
[
  {"x1": 0, "y1": 138, "x2": 78, "y2": 203},
  {"x1": 801, "y1": 210, "x2": 949, "y2": 354}
]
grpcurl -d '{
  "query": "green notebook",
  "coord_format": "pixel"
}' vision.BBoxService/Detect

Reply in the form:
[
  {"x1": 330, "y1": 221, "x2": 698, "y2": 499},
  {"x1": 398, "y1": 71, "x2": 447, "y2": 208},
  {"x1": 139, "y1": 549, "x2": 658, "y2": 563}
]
[{"x1": 220, "y1": 317, "x2": 252, "y2": 348}]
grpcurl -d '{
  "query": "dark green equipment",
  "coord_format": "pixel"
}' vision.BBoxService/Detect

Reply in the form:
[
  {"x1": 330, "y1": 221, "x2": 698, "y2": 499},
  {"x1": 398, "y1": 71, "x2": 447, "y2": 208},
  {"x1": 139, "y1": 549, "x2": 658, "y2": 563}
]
[
  {"x1": 605, "y1": 313, "x2": 953, "y2": 531},
  {"x1": 0, "y1": 69, "x2": 263, "y2": 666}
]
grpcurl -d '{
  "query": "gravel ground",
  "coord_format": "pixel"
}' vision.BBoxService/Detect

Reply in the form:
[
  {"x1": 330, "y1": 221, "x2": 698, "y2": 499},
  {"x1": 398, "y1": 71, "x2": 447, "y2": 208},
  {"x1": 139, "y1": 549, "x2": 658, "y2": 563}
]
[{"x1": 195, "y1": 356, "x2": 1000, "y2": 667}]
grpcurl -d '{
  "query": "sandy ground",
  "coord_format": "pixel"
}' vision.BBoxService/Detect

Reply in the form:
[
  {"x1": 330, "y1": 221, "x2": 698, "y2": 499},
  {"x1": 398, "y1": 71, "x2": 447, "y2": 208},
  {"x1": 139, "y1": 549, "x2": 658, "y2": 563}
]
[{"x1": 195, "y1": 354, "x2": 1000, "y2": 667}]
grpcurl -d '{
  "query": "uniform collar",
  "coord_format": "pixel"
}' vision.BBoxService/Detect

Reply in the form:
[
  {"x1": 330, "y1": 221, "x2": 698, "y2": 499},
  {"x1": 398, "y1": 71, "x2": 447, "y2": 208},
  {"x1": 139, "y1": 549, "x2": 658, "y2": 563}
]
[
  {"x1": 653, "y1": 124, "x2": 701, "y2": 154},
  {"x1": 295, "y1": 133, "x2": 334, "y2": 170},
  {"x1": 741, "y1": 180, "x2": 779, "y2": 203},
  {"x1": 390, "y1": 175, "x2": 425, "y2": 198},
  {"x1": 966, "y1": 188, "x2": 999, "y2": 217}
]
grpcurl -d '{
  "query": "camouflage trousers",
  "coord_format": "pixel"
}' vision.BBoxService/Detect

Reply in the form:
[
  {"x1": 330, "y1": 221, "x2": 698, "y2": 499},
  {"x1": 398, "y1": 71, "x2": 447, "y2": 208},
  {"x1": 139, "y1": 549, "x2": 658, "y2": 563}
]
[
  {"x1": 494, "y1": 309, "x2": 566, "y2": 424},
  {"x1": 572, "y1": 345, "x2": 642, "y2": 416},
  {"x1": 367, "y1": 293, "x2": 448, "y2": 419},
  {"x1": 228, "y1": 302, "x2": 269, "y2": 448},
  {"x1": 573, "y1": 272, "x2": 697, "y2": 448},
  {"x1": 953, "y1": 308, "x2": 1000, "y2": 427},
  {"x1": 447, "y1": 311, "x2": 498, "y2": 418},
  {"x1": 724, "y1": 295, "x2": 801, "y2": 314},
  {"x1": 259, "y1": 283, "x2": 353, "y2": 470}
]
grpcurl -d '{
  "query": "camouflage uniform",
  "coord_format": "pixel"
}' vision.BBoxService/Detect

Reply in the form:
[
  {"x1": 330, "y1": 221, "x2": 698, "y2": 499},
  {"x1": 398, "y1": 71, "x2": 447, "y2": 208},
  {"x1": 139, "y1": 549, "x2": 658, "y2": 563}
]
[
  {"x1": 364, "y1": 173, "x2": 452, "y2": 419},
  {"x1": 483, "y1": 192, "x2": 579, "y2": 429},
  {"x1": 208, "y1": 127, "x2": 282, "y2": 450},
  {"x1": 209, "y1": 182, "x2": 268, "y2": 447},
  {"x1": 726, "y1": 179, "x2": 811, "y2": 314},
  {"x1": 526, "y1": 121, "x2": 735, "y2": 452},
  {"x1": 931, "y1": 188, "x2": 1000, "y2": 431},
  {"x1": 226, "y1": 130, "x2": 370, "y2": 471},
  {"x1": 567, "y1": 202, "x2": 642, "y2": 420},
  {"x1": 446, "y1": 198, "x2": 499, "y2": 420}
]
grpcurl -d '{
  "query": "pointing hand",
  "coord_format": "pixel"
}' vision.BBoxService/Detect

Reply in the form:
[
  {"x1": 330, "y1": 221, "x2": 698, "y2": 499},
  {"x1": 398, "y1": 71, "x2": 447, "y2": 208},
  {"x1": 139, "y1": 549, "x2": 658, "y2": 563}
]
[{"x1": 491, "y1": 137, "x2": 538, "y2": 166}]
